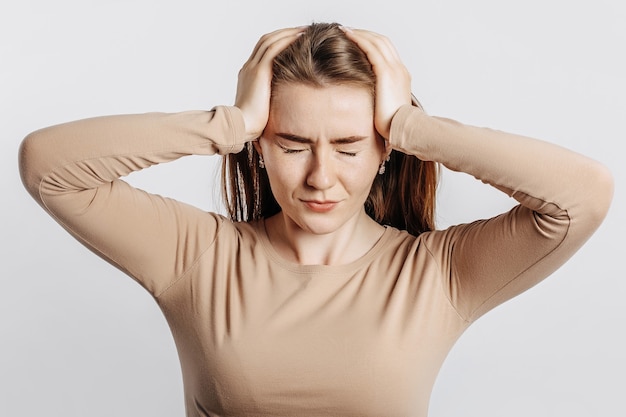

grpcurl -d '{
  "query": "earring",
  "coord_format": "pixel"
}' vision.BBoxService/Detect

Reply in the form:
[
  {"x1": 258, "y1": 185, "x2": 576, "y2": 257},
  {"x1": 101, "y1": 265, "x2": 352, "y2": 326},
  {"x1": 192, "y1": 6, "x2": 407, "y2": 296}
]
[
  {"x1": 378, "y1": 161, "x2": 386, "y2": 175},
  {"x1": 378, "y1": 154, "x2": 391, "y2": 175},
  {"x1": 258, "y1": 155, "x2": 265, "y2": 169}
]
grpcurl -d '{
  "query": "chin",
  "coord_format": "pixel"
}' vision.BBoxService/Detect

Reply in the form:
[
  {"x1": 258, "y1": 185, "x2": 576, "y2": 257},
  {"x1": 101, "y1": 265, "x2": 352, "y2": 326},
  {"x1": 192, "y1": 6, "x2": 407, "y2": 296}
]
[
  {"x1": 298, "y1": 222, "x2": 341, "y2": 236},
  {"x1": 291, "y1": 215, "x2": 349, "y2": 236}
]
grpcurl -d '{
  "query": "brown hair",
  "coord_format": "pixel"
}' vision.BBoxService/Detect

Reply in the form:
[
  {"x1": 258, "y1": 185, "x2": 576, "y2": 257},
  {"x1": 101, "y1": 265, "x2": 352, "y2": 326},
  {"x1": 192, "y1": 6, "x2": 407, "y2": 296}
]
[{"x1": 222, "y1": 22, "x2": 438, "y2": 235}]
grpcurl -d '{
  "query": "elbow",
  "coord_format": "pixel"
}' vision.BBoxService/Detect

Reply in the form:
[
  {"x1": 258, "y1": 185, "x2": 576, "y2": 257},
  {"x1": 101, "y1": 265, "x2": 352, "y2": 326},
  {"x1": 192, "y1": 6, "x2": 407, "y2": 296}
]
[
  {"x1": 584, "y1": 160, "x2": 614, "y2": 227},
  {"x1": 18, "y1": 130, "x2": 48, "y2": 202}
]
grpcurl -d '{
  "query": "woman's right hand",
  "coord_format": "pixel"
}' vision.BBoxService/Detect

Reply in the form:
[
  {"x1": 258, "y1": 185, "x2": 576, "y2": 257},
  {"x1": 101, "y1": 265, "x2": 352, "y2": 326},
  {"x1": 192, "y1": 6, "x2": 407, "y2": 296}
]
[{"x1": 235, "y1": 27, "x2": 305, "y2": 142}]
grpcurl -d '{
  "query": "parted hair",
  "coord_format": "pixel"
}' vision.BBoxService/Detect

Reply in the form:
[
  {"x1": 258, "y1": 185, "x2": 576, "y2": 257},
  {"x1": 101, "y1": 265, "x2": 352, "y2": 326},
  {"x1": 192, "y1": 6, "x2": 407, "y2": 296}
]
[{"x1": 222, "y1": 22, "x2": 438, "y2": 236}]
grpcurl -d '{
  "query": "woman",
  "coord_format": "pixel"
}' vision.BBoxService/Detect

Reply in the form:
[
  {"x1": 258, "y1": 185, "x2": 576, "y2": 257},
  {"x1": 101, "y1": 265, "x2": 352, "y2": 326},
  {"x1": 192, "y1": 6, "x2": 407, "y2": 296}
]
[{"x1": 19, "y1": 23, "x2": 613, "y2": 417}]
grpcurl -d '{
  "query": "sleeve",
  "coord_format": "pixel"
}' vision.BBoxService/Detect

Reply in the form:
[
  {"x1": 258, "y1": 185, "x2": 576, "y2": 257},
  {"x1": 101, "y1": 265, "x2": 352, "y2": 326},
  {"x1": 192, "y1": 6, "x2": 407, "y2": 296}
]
[
  {"x1": 389, "y1": 105, "x2": 614, "y2": 322},
  {"x1": 18, "y1": 106, "x2": 247, "y2": 297}
]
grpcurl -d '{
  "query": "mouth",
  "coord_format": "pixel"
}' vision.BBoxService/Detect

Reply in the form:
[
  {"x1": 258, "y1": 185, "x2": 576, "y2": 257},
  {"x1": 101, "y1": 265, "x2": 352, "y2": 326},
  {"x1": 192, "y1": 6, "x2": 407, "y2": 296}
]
[{"x1": 301, "y1": 200, "x2": 339, "y2": 213}]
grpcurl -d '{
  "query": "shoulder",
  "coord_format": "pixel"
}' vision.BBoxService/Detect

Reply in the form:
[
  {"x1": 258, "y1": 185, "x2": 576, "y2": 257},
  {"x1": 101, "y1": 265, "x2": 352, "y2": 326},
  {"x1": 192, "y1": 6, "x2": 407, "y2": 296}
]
[
  {"x1": 380, "y1": 223, "x2": 473, "y2": 267},
  {"x1": 200, "y1": 215, "x2": 265, "y2": 250}
]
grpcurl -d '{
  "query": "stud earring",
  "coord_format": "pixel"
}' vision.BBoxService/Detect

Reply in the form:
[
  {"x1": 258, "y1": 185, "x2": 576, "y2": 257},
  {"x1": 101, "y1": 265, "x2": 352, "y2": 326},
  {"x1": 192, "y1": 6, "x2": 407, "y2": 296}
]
[{"x1": 258, "y1": 155, "x2": 265, "y2": 169}]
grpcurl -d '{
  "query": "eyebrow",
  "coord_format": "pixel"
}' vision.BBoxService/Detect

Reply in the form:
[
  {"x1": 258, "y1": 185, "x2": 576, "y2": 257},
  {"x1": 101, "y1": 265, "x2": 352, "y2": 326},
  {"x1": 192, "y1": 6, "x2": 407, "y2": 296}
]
[{"x1": 275, "y1": 133, "x2": 368, "y2": 145}]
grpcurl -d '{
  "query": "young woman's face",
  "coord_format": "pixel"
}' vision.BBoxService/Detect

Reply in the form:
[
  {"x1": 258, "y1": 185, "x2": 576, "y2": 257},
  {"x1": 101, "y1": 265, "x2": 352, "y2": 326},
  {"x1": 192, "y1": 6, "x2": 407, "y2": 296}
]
[{"x1": 256, "y1": 83, "x2": 385, "y2": 235}]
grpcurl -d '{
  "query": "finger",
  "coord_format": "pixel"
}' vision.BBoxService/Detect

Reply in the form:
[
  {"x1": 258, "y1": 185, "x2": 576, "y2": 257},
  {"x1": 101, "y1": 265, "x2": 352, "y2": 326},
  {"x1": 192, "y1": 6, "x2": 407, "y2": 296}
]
[
  {"x1": 342, "y1": 27, "x2": 411, "y2": 93},
  {"x1": 340, "y1": 28, "x2": 401, "y2": 67},
  {"x1": 340, "y1": 27, "x2": 412, "y2": 138},
  {"x1": 246, "y1": 28, "x2": 294, "y2": 61},
  {"x1": 247, "y1": 27, "x2": 305, "y2": 67}
]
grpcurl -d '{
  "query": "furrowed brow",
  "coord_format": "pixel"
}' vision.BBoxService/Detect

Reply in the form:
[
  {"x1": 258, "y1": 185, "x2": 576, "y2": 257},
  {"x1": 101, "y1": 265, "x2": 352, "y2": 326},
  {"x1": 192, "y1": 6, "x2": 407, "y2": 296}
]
[
  {"x1": 275, "y1": 133, "x2": 367, "y2": 144},
  {"x1": 275, "y1": 133, "x2": 314, "y2": 144},
  {"x1": 330, "y1": 136, "x2": 368, "y2": 145}
]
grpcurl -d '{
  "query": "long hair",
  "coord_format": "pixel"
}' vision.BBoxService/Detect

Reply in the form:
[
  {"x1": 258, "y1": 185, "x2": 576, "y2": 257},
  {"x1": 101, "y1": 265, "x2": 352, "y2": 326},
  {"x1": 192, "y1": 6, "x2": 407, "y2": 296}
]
[{"x1": 222, "y1": 22, "x2": 438, "y2": 235}]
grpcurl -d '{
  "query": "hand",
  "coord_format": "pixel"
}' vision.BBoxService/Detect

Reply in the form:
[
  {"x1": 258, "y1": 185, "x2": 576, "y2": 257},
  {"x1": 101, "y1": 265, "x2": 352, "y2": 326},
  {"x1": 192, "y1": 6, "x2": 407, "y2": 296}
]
[
  {"x1": 235, "y1": 27, "x2": 305, "y2": 141},
  {"x1": 339, "y1": 27, "x2": 412, "y2": 140}
]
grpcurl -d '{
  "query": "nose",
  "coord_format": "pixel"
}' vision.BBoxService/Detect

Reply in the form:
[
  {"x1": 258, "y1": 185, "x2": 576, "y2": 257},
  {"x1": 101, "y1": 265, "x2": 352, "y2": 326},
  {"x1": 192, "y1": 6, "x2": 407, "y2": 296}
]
[{"x1": 306, "y1": 151, "x2": 336, "y2": 190}]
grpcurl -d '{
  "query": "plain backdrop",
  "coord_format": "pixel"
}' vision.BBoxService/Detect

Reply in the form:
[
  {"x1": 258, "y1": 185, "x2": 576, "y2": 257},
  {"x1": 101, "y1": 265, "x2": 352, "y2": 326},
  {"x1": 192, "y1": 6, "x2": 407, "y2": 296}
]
[{"x1": 2, "y1": 1, "x2": 624, "y2": 416}]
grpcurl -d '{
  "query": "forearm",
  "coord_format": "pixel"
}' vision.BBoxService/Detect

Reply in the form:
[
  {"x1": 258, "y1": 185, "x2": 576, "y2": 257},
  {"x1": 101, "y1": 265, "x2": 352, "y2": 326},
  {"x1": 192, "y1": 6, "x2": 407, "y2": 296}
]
[
  {"x1": 391, "y1": 104, "x2": 614, "y2": 320},
  {"x1": 18, "y1": 106, "x2": 246, "y2": 295},
  {"x1": 19, "y1": 106, "x2": 246, "y2": 205},
  {"x1": 390, "y1": 104, "x2": 613, "y2": 227}
]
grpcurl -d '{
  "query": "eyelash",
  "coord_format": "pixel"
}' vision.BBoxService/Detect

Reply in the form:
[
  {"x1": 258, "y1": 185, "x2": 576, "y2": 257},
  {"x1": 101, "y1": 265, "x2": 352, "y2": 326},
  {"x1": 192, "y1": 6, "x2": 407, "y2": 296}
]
[
  {"x1": 281, "y1": 147, "x2": 304, "y2": 154},
  {"x1": 278, "y1": 145, "x2": 357, "y2": 157}
]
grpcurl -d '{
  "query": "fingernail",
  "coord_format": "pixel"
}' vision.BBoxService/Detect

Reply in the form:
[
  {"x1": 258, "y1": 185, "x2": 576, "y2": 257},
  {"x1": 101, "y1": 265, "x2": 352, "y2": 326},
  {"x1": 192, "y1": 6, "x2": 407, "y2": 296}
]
[{"x1": 339, "y1": 26, "x2": 354, "y2": 33}]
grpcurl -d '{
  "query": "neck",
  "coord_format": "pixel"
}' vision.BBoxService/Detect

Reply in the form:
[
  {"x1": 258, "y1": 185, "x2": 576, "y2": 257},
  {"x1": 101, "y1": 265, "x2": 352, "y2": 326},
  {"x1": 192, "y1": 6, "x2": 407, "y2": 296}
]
[{"x1": 265, "y1": 209, "x2": 385, "y2": 266}]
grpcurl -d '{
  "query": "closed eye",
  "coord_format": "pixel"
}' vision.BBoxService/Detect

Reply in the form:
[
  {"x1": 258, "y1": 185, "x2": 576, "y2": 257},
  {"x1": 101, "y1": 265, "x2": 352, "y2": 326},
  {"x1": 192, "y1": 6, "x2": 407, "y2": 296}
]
[{"x1": 278, "y1": 143, "x2": 306, "y2": 154}]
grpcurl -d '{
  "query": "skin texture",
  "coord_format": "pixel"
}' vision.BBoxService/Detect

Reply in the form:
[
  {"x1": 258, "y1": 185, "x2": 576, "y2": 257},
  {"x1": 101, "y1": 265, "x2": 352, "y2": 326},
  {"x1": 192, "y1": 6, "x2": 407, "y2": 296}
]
[
  {"x1": 236, "y1": 27, "x2": 411, "y2": 265},
  {"x1": 256, "y1": 84, "x2": 386, "y2": 265}
]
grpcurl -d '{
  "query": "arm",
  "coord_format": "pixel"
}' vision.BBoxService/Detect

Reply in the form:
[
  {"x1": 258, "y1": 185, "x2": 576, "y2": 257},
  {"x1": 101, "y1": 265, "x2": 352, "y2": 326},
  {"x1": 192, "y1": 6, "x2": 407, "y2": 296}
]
[
  {"x1": 19, "y1": 107, "x2": 247, "y2": 296},
  {"x1": 342, "y1": 27, "x2": 613, "y2": 321},
  {"x1": 18, "y1": 27, "x2": 306, "y2": 297},
  {"x1": 391, "y1": 105, "x2": 613, "y2": 320}
]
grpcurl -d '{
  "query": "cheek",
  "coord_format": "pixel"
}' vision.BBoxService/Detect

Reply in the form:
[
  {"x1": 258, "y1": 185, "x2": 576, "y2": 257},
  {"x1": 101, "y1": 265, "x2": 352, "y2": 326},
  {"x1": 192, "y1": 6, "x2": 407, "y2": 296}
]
[
  {"x1": 264, "y1": 156, "x2": 303, "y2": 193},
  {"x1": 353, "y1": 169, "x2": 379, "y2": 194},
  {"x1": 359, "y1": 157, "x2": 383, "y2": 192},
  {"x1": 335, "y1": 159, "x2": 379, "y2": 193}
]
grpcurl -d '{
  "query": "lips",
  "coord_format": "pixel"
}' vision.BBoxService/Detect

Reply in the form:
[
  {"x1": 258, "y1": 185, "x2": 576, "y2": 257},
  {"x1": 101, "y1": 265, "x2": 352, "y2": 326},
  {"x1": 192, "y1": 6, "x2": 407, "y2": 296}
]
[{"x1": 302, "y1": 200, "x2": 339, "y2": 213}]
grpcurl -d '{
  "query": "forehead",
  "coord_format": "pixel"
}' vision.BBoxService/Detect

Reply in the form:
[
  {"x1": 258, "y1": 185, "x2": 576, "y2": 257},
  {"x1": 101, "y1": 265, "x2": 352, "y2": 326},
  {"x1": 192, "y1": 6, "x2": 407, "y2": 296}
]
[{"x1": 268, "y1": 83, "x2": 374, "y2": 136}]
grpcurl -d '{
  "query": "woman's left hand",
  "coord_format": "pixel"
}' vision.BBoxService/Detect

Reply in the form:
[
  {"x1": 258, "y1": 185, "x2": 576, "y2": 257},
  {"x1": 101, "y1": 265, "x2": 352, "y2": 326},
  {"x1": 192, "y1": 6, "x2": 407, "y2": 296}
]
[{"x1": 340, "y1": 27, "x2": 412, "y2": 140}]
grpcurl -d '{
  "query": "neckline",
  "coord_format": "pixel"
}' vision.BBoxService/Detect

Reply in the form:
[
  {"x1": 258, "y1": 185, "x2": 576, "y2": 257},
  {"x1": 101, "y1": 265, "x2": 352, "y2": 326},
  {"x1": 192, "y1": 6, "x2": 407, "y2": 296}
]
[{"x1": 253, "y1": 219, "x2": 393, "y2": 275}]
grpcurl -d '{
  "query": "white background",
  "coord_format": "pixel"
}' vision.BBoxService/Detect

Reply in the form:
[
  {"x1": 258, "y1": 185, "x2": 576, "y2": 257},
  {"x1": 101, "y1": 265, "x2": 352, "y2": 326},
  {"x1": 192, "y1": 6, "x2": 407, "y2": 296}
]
[{"x1": 2, "y1": 1, "x2": 624, "y2": 416}]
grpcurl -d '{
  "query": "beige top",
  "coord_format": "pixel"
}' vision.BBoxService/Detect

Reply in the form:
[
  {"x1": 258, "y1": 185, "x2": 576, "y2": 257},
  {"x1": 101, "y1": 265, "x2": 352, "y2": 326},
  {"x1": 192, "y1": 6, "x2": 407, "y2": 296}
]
[{"x1": 19, "y1": 105, "x2": 613, "y2": 416}]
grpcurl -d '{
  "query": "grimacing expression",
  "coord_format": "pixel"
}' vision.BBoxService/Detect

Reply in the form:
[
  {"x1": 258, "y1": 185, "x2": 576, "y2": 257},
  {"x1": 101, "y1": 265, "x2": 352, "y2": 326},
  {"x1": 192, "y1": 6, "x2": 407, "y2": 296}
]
[{"x1": 255, "y1": 83, "x2": 386, "y2": 235}]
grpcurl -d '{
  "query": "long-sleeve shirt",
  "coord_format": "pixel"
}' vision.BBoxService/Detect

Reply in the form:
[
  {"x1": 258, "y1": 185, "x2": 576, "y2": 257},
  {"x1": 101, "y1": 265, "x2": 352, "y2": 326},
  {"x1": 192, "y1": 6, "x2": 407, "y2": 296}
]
[{"x1": 19, "y1": 104, "x2": 613, "y2": 416}]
